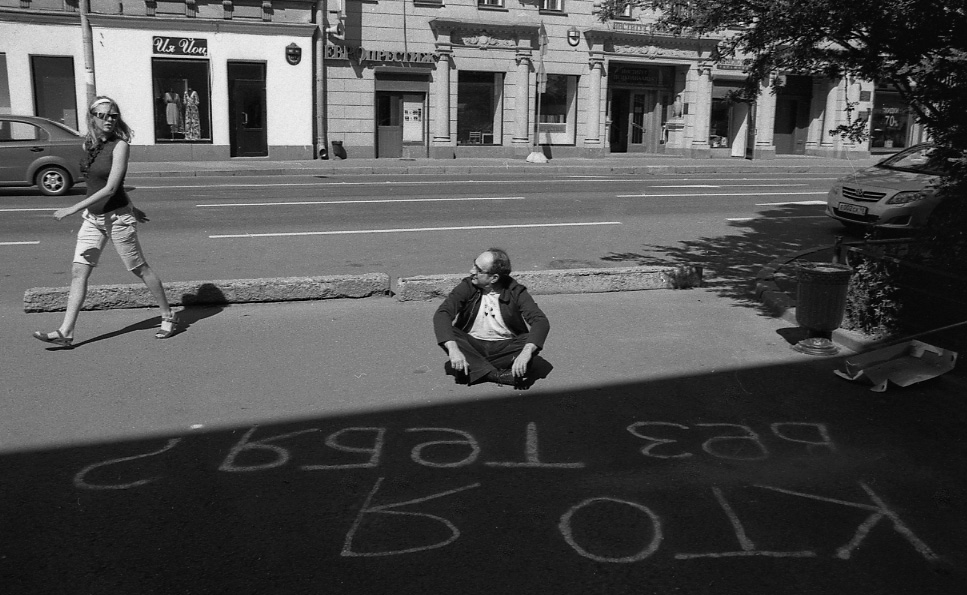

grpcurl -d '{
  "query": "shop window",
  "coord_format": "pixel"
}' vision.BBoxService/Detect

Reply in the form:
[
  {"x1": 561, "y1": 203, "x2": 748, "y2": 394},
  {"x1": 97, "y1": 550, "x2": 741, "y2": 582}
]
[
  {"x1": 871, "y1": 89, "x2": 912, "y2": 150},
  {"x1": 30, "y1": 56, "x2": 78, "y2": 129},
  {"x1": 457, "y1": 71, "x2": 503, "y2": 146},
  {"x1": 709, "y1": 98, "x2": 731, "y2": 148},
  {"x1": 152, "y1": 57, "x2": 211, "y2": 143},
  {"x1": 537, "y1": 74, "x2": 577, "y2": 145}
]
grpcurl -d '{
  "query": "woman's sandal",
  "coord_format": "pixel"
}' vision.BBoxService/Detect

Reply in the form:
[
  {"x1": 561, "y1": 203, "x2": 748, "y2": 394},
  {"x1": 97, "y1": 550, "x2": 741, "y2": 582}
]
[
  {"x1": 155, "y1": 312, "x2": 179, "y2": 339},
  {"x1": 32, "y1": 330, "x2": 73, "y2": 348}
]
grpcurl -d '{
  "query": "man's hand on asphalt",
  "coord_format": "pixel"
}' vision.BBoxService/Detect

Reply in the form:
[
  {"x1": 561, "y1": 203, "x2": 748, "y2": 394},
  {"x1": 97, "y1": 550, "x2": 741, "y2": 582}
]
[
  {"x1": 512, "y1": 345, "x2": 536, "y2": 377},
  {"x1": 446, "y1": 341, "x2": 469, "y2": 375}
]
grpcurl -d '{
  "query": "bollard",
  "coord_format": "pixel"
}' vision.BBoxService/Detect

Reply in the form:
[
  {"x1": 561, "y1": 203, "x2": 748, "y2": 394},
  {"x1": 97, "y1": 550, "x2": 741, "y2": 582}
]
[{"x1": 794, "y1": 262, "x2": 853, "y2": 355}]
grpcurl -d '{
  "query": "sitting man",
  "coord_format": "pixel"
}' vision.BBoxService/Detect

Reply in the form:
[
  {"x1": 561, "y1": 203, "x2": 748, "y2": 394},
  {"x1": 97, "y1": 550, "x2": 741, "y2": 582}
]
[{"x1": 433, "y1": 248, "x2": 550, "y2": 387}]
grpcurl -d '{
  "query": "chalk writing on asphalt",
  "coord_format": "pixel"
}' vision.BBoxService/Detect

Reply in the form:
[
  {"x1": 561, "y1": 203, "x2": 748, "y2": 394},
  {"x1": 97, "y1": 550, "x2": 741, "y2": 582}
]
[{"x1": 71, "y1": 421, "x2": 937, "y2": 563}]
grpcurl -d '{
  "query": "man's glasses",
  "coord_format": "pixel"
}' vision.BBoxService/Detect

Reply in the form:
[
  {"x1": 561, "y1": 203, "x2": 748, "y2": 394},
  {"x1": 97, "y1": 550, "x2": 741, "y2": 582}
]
[
  {"x1": 94, "y1": 112, "x2": 120, "y2": 121},
  {"x1": 472, "y1": 263, "x2": 491, "y2": 275}
]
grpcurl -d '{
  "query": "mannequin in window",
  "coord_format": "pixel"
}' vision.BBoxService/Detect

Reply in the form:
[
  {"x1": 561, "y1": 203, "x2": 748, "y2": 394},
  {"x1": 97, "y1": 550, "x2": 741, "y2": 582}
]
[
  {"x1": 163, "y1": 88, "x2": 182, "y2": 138},
  {"x1": 184, "y1": 87, "x2": 201, "y2": 141}
]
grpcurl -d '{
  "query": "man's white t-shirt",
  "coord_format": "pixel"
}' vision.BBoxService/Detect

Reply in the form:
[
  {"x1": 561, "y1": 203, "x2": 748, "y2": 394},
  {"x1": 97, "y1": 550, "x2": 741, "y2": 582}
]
[{"x1": 469, "y1": 292, "x2": 515, "y2": 341}]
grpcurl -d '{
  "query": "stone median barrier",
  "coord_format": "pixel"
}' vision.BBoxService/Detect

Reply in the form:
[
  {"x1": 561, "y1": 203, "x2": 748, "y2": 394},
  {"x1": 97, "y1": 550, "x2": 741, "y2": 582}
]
[
  {"x1": 23, "y1": 266, "x2": 701, "y2": 312},
  {"x1": 394, "y1": 265, "x2": 702, "y2": 301}
]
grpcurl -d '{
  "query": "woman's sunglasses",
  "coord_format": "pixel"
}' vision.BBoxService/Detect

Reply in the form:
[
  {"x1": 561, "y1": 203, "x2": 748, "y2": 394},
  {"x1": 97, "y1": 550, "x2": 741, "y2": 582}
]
[{"x1": 93, "y1": 112, "x2": 120, "y2": 121}]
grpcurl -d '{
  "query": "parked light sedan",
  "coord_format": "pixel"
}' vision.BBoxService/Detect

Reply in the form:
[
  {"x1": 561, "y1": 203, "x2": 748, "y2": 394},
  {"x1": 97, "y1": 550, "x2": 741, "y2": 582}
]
[
  {"x1": 0, "y1": 115, "x2": 86, "y2": 196},
  {"x1": 826, "y1": 143, "x2": 948, "y2": 231}
]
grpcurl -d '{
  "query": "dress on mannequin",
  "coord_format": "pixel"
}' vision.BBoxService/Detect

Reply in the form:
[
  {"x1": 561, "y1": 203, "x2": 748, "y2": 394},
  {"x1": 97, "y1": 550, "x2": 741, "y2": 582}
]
[
  {"x1": 164, "y1": 91, "x2": 182, "y2": 136},
  {"x1": 184, "y1": 89, "x2": 201, "y2": 141}
]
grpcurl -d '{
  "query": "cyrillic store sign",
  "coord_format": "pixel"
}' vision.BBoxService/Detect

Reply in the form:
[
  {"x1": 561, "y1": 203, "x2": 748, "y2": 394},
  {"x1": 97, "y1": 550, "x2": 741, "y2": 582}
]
[
  {"x1": 326, "y1": 44, "x2": 439, "y2": 64},
  {"x1": 153, "y1": 37, "x2": 209, "y2": 57}
]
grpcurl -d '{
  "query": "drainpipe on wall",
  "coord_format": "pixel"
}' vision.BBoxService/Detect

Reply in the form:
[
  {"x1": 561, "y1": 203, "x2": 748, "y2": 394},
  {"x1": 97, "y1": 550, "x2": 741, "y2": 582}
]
[
  {"x1": 79, "y1": 0, "x2": 97, "y2": 108},
  {"x1": 314, "y1": 1, "x2": 327, "y2": 158}
]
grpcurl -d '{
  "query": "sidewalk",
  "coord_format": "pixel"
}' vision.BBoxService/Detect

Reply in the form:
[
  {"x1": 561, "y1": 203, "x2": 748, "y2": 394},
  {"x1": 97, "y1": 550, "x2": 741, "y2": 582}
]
[{"x1": 125, "y1": 153, "x2": 882, "y2": 178}]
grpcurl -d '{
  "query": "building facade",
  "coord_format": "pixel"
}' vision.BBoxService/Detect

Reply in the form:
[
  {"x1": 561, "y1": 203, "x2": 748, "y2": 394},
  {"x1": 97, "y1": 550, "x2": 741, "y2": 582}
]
[{"x1": 1, "y1": 0, "x2": 922, "y2": 161}]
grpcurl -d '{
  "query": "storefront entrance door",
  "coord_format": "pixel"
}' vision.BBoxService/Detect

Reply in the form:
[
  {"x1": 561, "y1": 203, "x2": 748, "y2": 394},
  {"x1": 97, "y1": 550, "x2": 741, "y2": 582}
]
[
  {"x1": 228, "y1": 62, "x2": 267, "y2": 157},
  {"x1": 774, "y1": 97, "x2": 809, "y2": 155},
  {"x1": 610, "y1": 90, "x2": 663, "y2": 153},
  {"x1": 376, "y1": 92, "x2": 403, "y2": 159},
  {"x1": 376, "y1": 92, "x2": 426, "y2": 158}
]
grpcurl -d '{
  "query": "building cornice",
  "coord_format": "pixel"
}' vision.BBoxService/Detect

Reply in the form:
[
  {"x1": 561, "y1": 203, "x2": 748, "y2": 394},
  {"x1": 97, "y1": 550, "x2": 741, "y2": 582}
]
[
  {"x1": 0, "y1": 8, "x2": 81, "y2": 26},
  {"x1": 429, "y1": 18, "x2": 541, "y2": 38},
  {"x1": 87, "y1": 14, "x2": 317, "y2": 37}
]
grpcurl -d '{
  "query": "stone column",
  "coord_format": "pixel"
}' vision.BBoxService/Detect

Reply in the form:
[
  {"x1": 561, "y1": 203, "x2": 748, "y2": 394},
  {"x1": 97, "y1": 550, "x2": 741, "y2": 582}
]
[
  {"x1": 690, "y1": 65, "x2": 712, "y2": 157},
  {"x1": 584, "y1": 56, "x2": 604, "y2": 146},
  {"x1": 513, "y1": 53, "x2": 532, "y2": 148},
  {"x1": 432, "y1": 47, "x2": 452, "y2": 149},
  {"x1": 820, "y1": 78, "x2": 843, "y2": 155},
  {"x1": 753, "y1": 73, "x2": 777, "y2": 159}
]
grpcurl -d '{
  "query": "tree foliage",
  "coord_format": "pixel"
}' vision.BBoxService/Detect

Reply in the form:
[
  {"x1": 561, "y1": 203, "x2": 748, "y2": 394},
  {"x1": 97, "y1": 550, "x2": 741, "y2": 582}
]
[
  {"x1": 597, "y1": 1, "x2": 967, "y2": 151},
  {"x1": 598, "y1": 1, "x2": 967, "y2": 340}
]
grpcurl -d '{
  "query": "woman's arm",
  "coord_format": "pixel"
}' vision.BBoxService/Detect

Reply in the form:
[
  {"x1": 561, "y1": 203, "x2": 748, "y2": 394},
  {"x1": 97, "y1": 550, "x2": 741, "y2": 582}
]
[{"x1": 54, "y1": 141, "x2": 129, "y2": 221}]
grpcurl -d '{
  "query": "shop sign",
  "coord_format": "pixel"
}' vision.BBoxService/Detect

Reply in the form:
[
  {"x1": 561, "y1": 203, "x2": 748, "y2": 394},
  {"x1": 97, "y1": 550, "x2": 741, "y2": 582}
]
[
  {"x1": 610, "y1": 66, "x2": 661, "y2": 86},
  {"x1": 153, "y1": 37, "x2": 208, "y2": 57},
  {"x1": 611, "y1": 22, "x2": 654, "y2": 35},
  {"x1": 325, "y1": 44, "x2": 439, "y2": 64},
  {"x1": 715, "y1": 58, "x2": 750, "y2": 71}
]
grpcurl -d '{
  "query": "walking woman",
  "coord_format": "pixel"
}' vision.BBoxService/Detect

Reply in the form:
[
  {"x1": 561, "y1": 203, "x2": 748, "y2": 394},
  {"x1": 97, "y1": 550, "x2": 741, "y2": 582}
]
[{"x1": 33, "y1": 96, "x2": 177, "y2": 347}]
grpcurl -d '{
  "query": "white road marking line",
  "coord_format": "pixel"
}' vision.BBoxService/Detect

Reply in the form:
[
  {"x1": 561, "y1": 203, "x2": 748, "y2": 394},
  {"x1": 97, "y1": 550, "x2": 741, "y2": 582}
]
[
  {"x1": 0, "y1": 241, "x2": 41, "y2": 246},
  {"x1": 727, "y1": 215, "x2": 829, "y2": 222},
  {"x1": 755, "y1": 200, "x2": 827, "y2": 206},
  {"x1": 132, "y1": 176, "x2": 841, "y2": 190},
  {"x1": 0, "y1": 208, "x2": 57, "y2": 212},
  {"x1": 210, "y1": 221, "x2": 622, "y2": 239},
  {"x1": 652, "y1": 184, "x2": 810, "y2": 188},
  {"x1": 617, "y1": 191, "x2": 828, "y2": 198},
  {"x1": 196, "y1": 196, "x2": 525, "y2": 208}
]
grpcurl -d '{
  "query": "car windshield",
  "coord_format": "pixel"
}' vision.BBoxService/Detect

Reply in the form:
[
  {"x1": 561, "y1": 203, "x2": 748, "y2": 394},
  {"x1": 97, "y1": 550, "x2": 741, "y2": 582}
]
[{"x1": 877, "y1": 145, "x2": 948, "y2": 175}]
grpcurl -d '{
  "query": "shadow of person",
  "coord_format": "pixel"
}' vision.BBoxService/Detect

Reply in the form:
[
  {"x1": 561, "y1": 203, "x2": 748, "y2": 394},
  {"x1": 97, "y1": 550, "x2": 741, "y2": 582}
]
[
  {"x1": 71, "y1": 317, "x2": 163, "y2": 348},
  {"x1": 69, "y1": 284, "x2": 228, "y2": 348},
  {"x1": 443, "y1": 355, "x2": 554, "y2": 390}
]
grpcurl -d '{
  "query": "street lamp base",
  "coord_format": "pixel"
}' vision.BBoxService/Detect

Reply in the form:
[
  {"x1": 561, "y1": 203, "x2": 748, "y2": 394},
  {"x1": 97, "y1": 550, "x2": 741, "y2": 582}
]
[{"x1": 793, "y1": 337, "x2": 839, "y2": 356}]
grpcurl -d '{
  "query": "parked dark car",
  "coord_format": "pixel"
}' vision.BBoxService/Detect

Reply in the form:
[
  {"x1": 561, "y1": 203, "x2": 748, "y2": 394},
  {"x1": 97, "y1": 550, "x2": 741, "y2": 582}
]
[
  {"x1": 826, "y1": 143, "x2": 950, "y2": 231},
  {"x1": 0, "y1": 115, "x2": 86, "y2": 196}
]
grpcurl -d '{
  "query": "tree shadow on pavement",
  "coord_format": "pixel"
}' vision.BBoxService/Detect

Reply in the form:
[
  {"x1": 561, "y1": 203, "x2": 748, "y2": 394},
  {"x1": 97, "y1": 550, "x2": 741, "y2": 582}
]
[
  {"x1": 1, "y1": 358, "x2": 964, "y2": 595},
  {"x1": 601, "y1": 204, "x2": 849, "y2": 314}
]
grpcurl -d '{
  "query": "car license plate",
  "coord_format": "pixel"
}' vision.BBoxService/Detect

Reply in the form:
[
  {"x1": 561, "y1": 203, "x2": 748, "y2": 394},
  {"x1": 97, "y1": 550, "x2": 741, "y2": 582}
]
[{"x1": 838, "y1": 202, "x2": 868, "y2": 216}]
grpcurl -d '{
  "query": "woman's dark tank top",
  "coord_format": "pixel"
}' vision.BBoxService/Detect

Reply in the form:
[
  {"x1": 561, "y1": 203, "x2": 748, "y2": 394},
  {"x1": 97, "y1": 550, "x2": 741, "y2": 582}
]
[{"x1": 85, "y1": 139, "x2": 130, "y2": 215}]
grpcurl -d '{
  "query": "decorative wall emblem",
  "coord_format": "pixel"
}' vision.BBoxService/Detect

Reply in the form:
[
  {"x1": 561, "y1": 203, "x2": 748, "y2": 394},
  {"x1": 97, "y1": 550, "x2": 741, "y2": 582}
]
[
  {"x1": 286, "y1": 43, "x2": 302, "y2": 66},
  {"x1": 453, "y1": 30, "x2": 519, "y2": 50}
]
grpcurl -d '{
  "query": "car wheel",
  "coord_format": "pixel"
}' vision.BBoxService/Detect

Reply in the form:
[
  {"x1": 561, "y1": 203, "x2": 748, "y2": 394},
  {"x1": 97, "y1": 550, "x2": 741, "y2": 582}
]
[{"x1": 35, "y1": 166, "x2": 72, "y2": 196}]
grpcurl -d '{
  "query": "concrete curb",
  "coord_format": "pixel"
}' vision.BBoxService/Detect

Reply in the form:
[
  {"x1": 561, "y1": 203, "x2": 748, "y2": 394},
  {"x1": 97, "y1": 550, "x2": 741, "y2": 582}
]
[
  {"x1": 395, "y1": 265, "x2": 702, "y2": 301},
  {"x1": 23, "y1": 274, "x2": 391, "y2": 313},
  {"x1": 126, "y1": 162, "x2": 870, "y2": 179},
  {"x1": 23, "y1": 266, "x2": 702, "y2": 312}
]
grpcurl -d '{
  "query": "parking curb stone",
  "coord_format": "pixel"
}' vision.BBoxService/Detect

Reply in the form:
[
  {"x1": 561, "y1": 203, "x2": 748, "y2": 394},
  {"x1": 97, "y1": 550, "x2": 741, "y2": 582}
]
[
  {"x1": 23, "y1": 273, "x2": 391, "y2": 313},
  {"x1": 23, "y1": 266, "x2": 702, "y2": 312},
  {"x1": 395, "y1": 265, "x2": 703, "y2": 301}
]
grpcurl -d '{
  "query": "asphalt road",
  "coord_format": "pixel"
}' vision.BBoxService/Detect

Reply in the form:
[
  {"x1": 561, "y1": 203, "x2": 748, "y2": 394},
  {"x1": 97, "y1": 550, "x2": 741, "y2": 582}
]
[
  {"x1": 3, "y1": 171, "x2": 966, "y2": 594},
  {"x1": 3, "y1": 293, "x2": 966, "y2": 595},
  {"x1": 1, "y1": 170, "x2": 849, "y2": 304}
]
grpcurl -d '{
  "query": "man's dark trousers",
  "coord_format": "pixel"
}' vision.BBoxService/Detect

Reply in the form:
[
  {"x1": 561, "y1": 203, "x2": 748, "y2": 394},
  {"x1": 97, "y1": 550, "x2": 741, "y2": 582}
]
[{"x1": 446, "y1": 328, "x2": 533, "y2": 384}]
